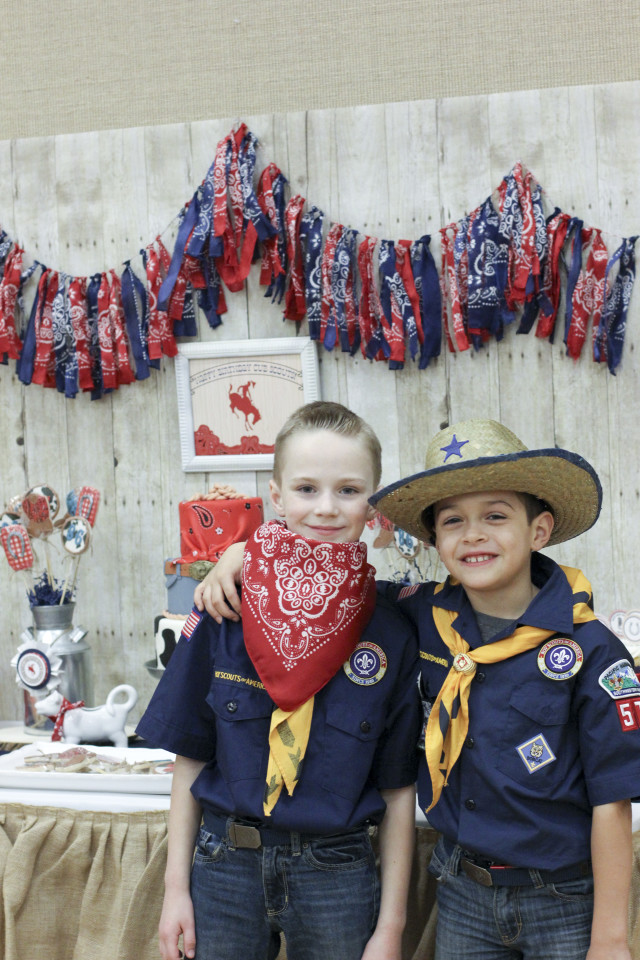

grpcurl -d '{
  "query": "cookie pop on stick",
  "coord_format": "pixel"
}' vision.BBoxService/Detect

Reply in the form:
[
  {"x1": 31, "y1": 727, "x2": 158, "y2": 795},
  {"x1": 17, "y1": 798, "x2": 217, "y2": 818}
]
[
  {"x1": 76, "y1": 486, "x2": 100, "y2": 527},
  {"x1": 59, "y1": 516, "x2": 91, "y2": 604},
  {"x1": 21, "y1": 491, "x2": 54, "y2": 586},
  {"x1": 1, "y1": 523, "x2": 35, "y2": 594}
]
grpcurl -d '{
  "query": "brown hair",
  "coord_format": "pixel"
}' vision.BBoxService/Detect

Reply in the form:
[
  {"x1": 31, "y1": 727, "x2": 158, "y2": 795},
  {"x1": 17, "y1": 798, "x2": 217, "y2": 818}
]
[{"x1": 273, "y1": 401, "x2": 382, "y2": 486}]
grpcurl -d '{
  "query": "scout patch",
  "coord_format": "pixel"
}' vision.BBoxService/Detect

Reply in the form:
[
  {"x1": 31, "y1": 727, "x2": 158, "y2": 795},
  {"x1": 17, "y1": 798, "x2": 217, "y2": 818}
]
[
  {"x1": 598, "y1": 659, "x2": 640, "y2": 700},
  {"x1": 181, "y1": 608, "x2": 203, "y2": 641},
  {"x1": 344, "y1": 641, "x2": 387, "y2": 686},
  {"x1": 537, "y1": 638, "x2": 583, "y2": 680},
  {"x1": 516, "y1": 734, "x2": 556, "y2": 773},
  {"x1": 615, "y1": 698, "x2": 640, "y2": 731}
]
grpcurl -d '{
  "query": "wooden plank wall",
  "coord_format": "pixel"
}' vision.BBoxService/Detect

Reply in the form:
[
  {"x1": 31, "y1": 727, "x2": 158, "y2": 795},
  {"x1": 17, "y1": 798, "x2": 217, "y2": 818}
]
[{"x1": 0, "y1": 82, "x2": 638, "y2": 722}]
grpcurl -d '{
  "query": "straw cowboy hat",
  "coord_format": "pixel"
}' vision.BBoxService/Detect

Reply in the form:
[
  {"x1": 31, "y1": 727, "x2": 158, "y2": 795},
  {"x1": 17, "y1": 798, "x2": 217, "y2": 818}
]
[{"x1": 370, "y1": 419, "x2": 602, "y2": 547}]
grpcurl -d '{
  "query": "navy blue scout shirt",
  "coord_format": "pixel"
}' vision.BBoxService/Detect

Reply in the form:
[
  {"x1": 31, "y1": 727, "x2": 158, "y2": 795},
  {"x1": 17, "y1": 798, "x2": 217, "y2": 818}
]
[
  {"x1": 137, "y1": 595, "x2": 420, "y2": 836},
  {"x1": 381, "y1": 553, "x2": 640, "y2": 871}
]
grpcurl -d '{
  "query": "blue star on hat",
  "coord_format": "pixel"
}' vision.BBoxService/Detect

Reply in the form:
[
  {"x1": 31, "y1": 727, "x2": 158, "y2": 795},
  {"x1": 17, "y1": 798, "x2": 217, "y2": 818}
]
[{"x1": 440, "y1": 435, "x2": 469, "y2": 462}]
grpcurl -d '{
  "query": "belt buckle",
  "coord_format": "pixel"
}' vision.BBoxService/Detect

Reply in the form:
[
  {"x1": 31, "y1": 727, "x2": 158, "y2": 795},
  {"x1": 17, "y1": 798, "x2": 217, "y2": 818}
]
[
  {"x1": 228, "y1": 823, "x2": 262, "y2": 849},
  {"x1": 461, "y1": 858, "x2": 493, "y2": 887}
]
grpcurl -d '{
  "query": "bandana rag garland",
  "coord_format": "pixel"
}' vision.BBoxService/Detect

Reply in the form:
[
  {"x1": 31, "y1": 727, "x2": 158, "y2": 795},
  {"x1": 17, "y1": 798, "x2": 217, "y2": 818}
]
[
  {"x1": 440, "y1": 163, "x2": 637, "y2": 374},
  {"x1": 0, "y1": 131, "x2": 637, "y2": 398}
]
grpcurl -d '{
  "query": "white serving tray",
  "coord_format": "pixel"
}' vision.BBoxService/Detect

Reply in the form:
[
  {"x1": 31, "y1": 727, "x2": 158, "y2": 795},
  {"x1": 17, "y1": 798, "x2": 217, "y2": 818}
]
[{"x1": 0, "y1": 743, "x2": 174, "y2": 795}]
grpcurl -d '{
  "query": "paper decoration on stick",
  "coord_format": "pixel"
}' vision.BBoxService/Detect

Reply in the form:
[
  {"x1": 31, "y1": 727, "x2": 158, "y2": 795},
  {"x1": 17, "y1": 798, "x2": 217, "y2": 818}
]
[
  {"x1": 1, "y1": 523, "x2": 34, "y2": 571},
  {"x1": 76, "y1": 486, "x2": 100, "y2": 526}
]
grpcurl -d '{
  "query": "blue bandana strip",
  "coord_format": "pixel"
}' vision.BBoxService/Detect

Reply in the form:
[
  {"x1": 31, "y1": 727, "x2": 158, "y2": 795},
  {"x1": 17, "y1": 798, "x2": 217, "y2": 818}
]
[
  {"x1": 411, "y1": 236, "x2": 441, "y2": 368},
  {"x1": 594, "y1": 236, "x2": 638, "y2": 374},
  {"x1": 299, "y1": 205, "x2": 324, "y2": 341}
]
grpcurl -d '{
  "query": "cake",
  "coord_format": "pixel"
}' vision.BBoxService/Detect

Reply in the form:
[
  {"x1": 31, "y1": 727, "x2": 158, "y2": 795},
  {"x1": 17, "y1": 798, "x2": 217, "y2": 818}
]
[{"x1": 150, "y1": 484, "x2": 264, "y2": 673}]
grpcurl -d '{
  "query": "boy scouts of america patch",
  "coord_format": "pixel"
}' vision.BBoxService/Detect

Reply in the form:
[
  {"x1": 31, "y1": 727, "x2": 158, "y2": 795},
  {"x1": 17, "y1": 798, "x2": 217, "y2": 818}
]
[
  {"x1": 537, "y1": 638, "x2": 583, "y2": 680},
  {"x1": 598, "y1": 659, "x2": 640, "y2": 699},
  {"x1": 344, "y1": 642, "x2": 387, "y2": 686},
  {"x1": 516, "y1": 733, "x2": 556, "y2": 773}
]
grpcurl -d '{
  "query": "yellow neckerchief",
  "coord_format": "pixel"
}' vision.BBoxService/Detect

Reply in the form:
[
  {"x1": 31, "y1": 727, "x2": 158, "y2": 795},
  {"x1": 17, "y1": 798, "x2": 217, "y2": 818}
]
[
  {"x1": 424, "y1": 565, "x2": 597, "y2": 813},
  {"x1": 263, "y1": 697, "x2": 315, "y2": 816}
]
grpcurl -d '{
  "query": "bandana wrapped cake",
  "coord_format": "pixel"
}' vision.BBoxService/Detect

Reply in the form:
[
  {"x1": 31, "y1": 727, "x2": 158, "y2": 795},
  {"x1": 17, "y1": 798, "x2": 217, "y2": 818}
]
[{"x1": 150, "y1": 484, "x2": 263, "y2": 673}]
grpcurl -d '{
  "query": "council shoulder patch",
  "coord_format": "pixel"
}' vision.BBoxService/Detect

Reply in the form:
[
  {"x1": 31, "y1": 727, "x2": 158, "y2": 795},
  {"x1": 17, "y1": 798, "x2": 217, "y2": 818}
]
[
  {"x1": 537, "y1": 638, "x2": 583, "y2": 680},
  {"x1": 516, "y1": 733, "x2": 556, "y2": 773},
  {"x1": 598, "y1": 659, "x2": 640, "y2": 700},
  {"x1": 344, "y1": 641, "x2": 387, "y2": 686}
]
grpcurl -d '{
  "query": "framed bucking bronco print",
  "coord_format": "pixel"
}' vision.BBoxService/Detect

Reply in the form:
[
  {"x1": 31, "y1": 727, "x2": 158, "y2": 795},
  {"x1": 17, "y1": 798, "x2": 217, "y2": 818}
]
[{"x1": 175, "y1": 338, "x2": 320, "y2": 471}]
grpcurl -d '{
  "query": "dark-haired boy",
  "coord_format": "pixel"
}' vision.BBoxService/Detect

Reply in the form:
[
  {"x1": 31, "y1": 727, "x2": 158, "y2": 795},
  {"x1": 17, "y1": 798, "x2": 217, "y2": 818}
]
[{"x1": 371, "y1": 418, "x2": 640, "y2": 960}]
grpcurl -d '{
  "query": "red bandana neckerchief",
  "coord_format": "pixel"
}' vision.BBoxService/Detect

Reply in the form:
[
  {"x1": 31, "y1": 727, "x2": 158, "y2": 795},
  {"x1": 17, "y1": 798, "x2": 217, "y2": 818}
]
[
  {"x1": 242, "y1": 521, "x2": 376, "y2": 814},
  {"x1": 242, "y1": 520, "x2": 377, "y2": 711}
]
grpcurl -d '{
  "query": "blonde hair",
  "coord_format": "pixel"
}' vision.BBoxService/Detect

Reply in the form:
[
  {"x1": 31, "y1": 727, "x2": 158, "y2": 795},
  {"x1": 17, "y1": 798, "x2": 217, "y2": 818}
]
[{"x1": 273, "y1": 401, "x2": 382, "y2": 486}]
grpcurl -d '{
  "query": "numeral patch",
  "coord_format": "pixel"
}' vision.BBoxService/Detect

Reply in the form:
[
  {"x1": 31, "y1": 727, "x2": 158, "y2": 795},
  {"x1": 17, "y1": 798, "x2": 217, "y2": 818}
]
[{"x1": 615, "y1": 698, "x2": 640, "y2": 731}]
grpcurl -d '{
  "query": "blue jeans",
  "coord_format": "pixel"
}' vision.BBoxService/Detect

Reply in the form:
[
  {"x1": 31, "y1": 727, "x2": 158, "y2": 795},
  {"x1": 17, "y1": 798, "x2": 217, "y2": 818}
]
[
  {"x1": 429, "y1": 837, "x2": 594, "y2": 960},
  {"x1": 190, "y1": 821, "x2": 379, "y2": 960}
]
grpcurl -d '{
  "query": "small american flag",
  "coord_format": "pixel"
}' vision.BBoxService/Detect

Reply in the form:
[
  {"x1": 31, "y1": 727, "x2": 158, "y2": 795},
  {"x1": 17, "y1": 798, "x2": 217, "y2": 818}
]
[
  {"x1": 398, "y1": 584, "x2": 420, "y2": 600},
  {"x1": 181, "y1": 609, "x2": 203, "y2": 641}
]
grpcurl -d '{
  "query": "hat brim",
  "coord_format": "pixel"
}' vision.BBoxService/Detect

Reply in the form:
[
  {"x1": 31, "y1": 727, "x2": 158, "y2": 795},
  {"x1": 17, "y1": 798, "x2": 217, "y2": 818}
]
[{"x1": 370, "y1": 449, "x2": 602, "y2": 547}]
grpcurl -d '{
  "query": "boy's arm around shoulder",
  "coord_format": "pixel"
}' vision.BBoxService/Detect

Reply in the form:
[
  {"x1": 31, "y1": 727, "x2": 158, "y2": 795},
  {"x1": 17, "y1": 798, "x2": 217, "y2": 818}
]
[
  {"x1": 194, "y1": 541, "x2": 245, "y2": 621},
  {"x1": 159, "y1": 755, "x2": 206, "y2": 960},
  {"x1": 587, "y1": 799, "x2": 633, "y2": 960},
  {"x1": 362, "y1": 783, "x2": 416, "y2": 960}
]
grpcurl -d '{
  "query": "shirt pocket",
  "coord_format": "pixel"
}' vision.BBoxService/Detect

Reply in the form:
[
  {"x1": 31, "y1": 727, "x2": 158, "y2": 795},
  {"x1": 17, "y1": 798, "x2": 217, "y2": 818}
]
[
  {"x1": 322, "y1": 700, "x2": 385, "y2": 801},
  {"x1": 206, "y1": 680, "x2": 273, "y2": 782},
  {"x1": 496, "y1": 681, "x2": 573, "y2": 786}
]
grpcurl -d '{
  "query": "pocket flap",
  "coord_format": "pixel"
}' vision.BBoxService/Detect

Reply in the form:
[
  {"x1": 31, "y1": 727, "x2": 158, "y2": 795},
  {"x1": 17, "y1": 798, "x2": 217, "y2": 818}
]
[
  {"x1": 325, "y1": 700, "x2": 383, "y2": 741},
  {"x1": 208, "y1": 677, "x2": 273, "y2": 722},
  {"x1": 508, "y1": 681, "x2": 571, "y2": 725}
]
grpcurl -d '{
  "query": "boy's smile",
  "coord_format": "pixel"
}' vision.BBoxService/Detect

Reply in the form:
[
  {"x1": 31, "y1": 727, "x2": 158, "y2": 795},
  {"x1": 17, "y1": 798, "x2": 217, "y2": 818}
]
[
  {"x1": 433, "y1": 490, "x2": 554, "y2": 618},
  {"x1": 269, "y1": 429, "x2": 376, "y2": 544}
]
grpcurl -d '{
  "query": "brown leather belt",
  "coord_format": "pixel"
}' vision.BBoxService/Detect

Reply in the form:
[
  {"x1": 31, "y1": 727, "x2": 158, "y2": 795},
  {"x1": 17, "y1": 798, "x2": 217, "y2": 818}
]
[
  {"x1": 459, "y1": 855, "x2": 592, "y2": 888},
  {"x1": 203, "y1": 810, "x2": 369, "y2": 850}
]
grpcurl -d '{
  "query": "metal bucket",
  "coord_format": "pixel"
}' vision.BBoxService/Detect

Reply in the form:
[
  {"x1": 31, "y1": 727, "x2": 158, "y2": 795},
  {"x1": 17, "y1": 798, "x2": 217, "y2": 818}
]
[{"x1": 22, "y1": 604, "x2": 93, "y2": 735}]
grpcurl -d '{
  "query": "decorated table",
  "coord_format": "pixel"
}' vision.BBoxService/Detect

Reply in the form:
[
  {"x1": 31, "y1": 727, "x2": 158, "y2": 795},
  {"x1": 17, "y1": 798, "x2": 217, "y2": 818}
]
[{"x1": 0, "y1": 791, "x2": 638, "y2": 958}]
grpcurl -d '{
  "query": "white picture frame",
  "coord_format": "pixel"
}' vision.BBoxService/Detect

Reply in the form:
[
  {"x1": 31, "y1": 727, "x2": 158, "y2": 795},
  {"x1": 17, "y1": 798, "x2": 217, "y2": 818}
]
[{"x1": 175, "y1": 337, "x2": 321, "y2": 472}]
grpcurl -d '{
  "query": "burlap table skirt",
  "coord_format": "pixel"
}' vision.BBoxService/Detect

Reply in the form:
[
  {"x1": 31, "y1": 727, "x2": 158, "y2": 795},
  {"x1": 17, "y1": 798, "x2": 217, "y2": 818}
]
[
  {"x1": 0, "y1": 803, "x2": 169, "y2": 960},
  {"x1": 0, "y1": 804, "x2": 638, "y2": 960}
]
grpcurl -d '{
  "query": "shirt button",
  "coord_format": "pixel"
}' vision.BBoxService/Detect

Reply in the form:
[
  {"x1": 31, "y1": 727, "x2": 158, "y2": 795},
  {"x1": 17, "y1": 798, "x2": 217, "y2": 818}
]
[
  {"x1": 226, "y1": 701, "x2": 238, "y2": 713},
  {"x1": 465, "y1": 798, "x2": 476, "y2": 811},
  {"x1": 360, "y1": 720, "x2": 371, "y2": 733},
  {"x1": 475, "y1": 672, "x2": 486, "y2": 683},
  {"x1": 464, "y1": 737, "x2": 475, "y2": 749}
]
